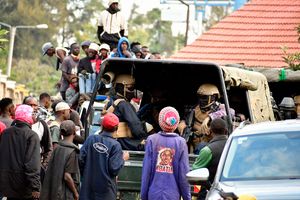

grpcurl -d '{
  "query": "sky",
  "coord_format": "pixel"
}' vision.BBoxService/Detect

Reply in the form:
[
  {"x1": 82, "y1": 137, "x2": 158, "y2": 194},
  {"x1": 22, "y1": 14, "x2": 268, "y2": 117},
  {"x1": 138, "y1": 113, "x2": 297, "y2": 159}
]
[
  {"x1": 97, "y1": 0, "x2": 203, "y2": 44},
  {"x1": 118, "y1": 0, "x2": 202, "y2": 43},
  {"x1": 120, "y1": 0, "x2": 161, "y2": 16}
]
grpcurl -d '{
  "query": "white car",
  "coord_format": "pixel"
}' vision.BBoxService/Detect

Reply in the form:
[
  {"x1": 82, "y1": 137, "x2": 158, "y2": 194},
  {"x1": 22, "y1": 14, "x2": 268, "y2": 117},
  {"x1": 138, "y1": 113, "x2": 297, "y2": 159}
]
[
  {"x1": 187, "y1": 120, "x2": 300, "y2": 200},
  {"x1": 79, "y1": 96, "x2": 108, "y2": 136}
]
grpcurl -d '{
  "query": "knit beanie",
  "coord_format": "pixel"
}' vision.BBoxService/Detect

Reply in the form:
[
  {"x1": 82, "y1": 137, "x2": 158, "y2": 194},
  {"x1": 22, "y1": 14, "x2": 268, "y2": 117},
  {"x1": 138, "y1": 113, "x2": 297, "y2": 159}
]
[
  {"x1": 158, "y1": 106, "x2": 180, "y2": 132},
  {"x1": 15, "y1": 104, "x2": 34, "y2": 125}
]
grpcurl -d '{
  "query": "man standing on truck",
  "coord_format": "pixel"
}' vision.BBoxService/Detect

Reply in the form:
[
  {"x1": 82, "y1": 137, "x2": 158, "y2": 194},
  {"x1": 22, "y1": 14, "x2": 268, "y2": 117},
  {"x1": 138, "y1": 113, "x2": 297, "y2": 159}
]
[
  {"x1": 107, "y1": 73, "x2": 148, "y2": 150},
  {"x1": 97, "y1": 0, "x2": 128, "y2": 50}
]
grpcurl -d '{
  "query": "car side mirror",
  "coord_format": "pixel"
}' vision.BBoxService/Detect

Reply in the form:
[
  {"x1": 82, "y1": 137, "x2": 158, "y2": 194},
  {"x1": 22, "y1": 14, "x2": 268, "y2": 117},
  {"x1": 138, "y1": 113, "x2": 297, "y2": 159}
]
[{"x1": 186, "y1": 168, "x2": 209, "y2": 185}]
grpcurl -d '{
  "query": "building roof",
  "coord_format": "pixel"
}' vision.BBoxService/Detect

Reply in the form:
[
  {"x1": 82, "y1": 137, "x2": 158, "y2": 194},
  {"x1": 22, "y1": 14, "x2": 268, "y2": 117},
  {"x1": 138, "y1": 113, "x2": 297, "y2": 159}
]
[{"x1": 171, "y1": 0, "x2": 300, "y2": 68}]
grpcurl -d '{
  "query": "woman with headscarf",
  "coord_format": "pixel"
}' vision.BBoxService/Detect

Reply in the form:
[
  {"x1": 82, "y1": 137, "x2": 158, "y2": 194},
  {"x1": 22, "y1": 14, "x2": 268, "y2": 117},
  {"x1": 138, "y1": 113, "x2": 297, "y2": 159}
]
[
  {"x1": 141, "y1": 106, "x2": 191, "y2": 200},
  {"x1": 0, "y1": 105, "x2": 41, "y2": 199}
]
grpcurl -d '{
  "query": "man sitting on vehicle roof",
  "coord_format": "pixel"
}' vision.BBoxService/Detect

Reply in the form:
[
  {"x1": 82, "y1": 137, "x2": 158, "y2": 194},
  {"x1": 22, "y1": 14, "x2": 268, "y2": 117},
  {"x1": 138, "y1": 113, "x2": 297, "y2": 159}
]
[{"x1": 106, "y1": 73, "x2": 148, "y2": 150}]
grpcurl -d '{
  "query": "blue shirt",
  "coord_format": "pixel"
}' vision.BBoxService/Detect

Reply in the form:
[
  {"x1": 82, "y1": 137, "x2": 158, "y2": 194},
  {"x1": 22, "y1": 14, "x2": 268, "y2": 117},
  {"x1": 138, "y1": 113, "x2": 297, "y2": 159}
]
[{"x1": 79, "y1": 132, "x2": 124, "y2": 200}]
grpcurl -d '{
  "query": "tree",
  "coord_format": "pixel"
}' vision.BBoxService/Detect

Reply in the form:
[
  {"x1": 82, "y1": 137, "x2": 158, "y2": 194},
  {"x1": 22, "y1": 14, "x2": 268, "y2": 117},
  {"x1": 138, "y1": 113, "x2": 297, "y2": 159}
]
[
  {"x1": 12, "y1": 59, "x2": 61, "y2": 95},
  {"x1": 0, "y1": 29, "x2": 8, "y2": 74},
  {"x1": 128, "y1": 7, "x2": 185, "y2": 56},
  {"x1": 0, "y1": 0, "x2": 103, "y2": 60},
  {"x1": 281, "y1": 24, "x2": 300, "y2": 70},
  {"x1": 0, "y1": 29, "x2": 8, "y2": 50}
]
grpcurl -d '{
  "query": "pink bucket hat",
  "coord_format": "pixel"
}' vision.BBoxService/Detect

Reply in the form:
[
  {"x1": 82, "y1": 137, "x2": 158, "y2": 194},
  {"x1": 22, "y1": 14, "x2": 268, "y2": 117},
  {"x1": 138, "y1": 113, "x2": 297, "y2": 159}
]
[
  {"x1": 15, "y1": 104, "x2": 34, "y2": 125},
  {"x1": 159, "y1": 106, "x2": 180, "y2": 132}
]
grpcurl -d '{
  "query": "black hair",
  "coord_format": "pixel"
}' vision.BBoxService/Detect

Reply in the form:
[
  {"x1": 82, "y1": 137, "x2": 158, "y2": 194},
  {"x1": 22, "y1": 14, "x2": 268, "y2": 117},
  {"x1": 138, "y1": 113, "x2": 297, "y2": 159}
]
[
  {"x1": 130, "y1": 42, "x2": 141, "y2": 50},
  {"x1": 152, "y1": 52, "x2": 160, "y2": 55},
  {"x1": 70, "y1": 43, "x2": 79, "y2": 51},
  {"x1": 0, "y1": 98, "x2": 13, "y2": 113},
  {"x1": 210, "y1": 118, "x2": 227, "y2": 135},
  {"x1": 22, "y1": 96, "x2": 31, "y2": 104},
  {"x1": 39, "y1": 93, "x2": 51, "y2": 101},
  {"x1": 102, "y1": 125, "x2": 118, "y2": 133}
]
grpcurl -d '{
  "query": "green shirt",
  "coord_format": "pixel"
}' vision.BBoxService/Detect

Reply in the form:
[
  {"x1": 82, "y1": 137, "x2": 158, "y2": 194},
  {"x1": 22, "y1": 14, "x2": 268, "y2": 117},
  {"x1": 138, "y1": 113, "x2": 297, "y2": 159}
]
[
  {"x1": 192, "y1": 146, "x2": 212, "y2": 170},
  {"x1": 50, "y1": 126, "x2": 60, "y2": 144}
]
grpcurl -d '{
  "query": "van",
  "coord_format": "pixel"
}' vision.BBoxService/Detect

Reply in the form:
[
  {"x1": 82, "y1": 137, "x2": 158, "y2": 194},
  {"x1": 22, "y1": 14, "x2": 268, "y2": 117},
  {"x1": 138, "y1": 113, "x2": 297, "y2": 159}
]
[{"x1": 82, "y1": 58, "x2": 274, "y2": 198}]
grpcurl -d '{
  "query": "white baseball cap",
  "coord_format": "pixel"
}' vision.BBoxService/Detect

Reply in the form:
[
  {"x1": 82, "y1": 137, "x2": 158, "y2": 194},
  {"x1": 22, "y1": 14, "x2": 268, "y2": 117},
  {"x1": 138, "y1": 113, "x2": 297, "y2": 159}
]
[
  {"x1": 55, "y1": 102, "x2": 70, "y2": 112},
  {"x1": 89, "y1": 43, "x2": 100, "y2": 52},
  {"x1": 42, "y1": 42, "x2": 54, "y2": 55},
  {"x1": 99, "y1": 43, "x2": 110, "y2": 52}
]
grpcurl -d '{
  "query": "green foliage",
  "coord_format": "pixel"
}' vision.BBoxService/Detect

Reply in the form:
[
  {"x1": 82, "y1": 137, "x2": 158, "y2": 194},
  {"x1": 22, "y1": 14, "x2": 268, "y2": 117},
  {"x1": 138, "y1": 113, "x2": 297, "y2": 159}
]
[
  {"x1": 0, "y1": 0, "x2": 103, "y2": 59},
  {"x1": 0, "y1": 0, "x2": 185, "y2": 94},
  {"x1": 0, "y1": 29, "x2": 8, "y2": 74},
  {"x1": 281, "y1": 46, "x2": 300, "y2": 70},
  {"x1": 11, "y1": 59, "x2": 61, "y2": 95},
  {"x1": 204, "y1": 6, "x2": 228, "y2": 30},
  {"x1": 128, "y1": 7, "x2": 185, "y2": 56},
  {"x1": 0, "y1": 29, "x2": 9, "y2": 50},
  {"x1": 281, "y1": 25, "x2": 300, "y2": 70}
]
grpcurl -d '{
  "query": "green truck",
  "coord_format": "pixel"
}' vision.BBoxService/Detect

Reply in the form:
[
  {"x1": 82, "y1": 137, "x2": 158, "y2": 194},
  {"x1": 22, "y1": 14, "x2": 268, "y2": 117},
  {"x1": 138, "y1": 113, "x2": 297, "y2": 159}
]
[{"x1": 83, "y1": 58, "x2": 275, "y2": 199}]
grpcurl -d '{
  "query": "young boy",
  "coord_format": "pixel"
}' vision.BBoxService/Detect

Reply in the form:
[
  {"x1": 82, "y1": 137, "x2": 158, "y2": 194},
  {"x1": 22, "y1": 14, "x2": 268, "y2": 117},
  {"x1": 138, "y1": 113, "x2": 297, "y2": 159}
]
[
  {"x1": 79, "y1": 113, "x2": 129, "y2": 200},
  {"x1": 141, "y1": 106, "x2": 191, "y2": 200},
  {"x1": 41, "y1": 120, "x2": 80, "y2": 200}
]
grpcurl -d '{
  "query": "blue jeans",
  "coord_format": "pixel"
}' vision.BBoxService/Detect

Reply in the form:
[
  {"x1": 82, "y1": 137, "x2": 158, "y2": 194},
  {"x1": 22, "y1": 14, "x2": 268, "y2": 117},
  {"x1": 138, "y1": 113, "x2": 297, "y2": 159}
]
[{"x1": 79, "y1": 73, "x2": 97, "y2": 94}]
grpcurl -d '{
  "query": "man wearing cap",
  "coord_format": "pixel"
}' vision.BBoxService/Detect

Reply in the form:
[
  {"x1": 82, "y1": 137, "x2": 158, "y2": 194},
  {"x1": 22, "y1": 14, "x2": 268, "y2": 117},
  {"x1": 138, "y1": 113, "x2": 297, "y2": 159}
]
[
  {"x1": 41, "y1": 120, "x2": 80, "y2": 200},
  {"x1": 79, "y1": 113, "x2": 129, "y2": 200},
  {"x1": 78, "y1": 42, "x2": 101, "y2": 94},
  {"x1": 97, "y1": 0, "x2": 128, "y2": 50},
  {"x1": 48, "y1": 102, "x2": 71, "y2": 148},
  {"x1": 99, "y1": 43, "x2": 110, "y2": 60},
  {"x1": 81, "y1": 40, "x2": 91, "y2": 57},
  {"x1": 42, "y1": 42, "x2": 69, "y2": 71},
  {"x1": 0, "y1": 105, "x2": 41, "y2": 200}
]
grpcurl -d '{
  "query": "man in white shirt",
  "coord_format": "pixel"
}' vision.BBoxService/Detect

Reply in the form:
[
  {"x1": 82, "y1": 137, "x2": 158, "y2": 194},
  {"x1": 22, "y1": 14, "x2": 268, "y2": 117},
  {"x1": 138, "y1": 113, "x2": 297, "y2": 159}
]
[{"x1": 97, "y1": 0, "x2": 128, "y2": 50}]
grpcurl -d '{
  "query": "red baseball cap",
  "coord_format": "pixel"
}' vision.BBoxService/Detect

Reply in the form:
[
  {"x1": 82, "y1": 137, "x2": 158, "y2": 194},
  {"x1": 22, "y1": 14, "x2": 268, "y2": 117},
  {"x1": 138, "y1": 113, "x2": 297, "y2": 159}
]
[{"x1": 102, "y1": 113, "x2": 119, "y2": 130}]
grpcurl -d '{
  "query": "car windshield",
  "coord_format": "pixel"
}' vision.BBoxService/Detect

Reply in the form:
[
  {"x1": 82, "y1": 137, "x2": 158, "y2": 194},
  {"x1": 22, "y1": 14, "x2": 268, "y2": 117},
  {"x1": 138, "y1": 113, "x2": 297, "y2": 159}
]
[
  {"x1": 221, "y1": 131, "x2": 300, "y2": 181},
  {"x1": 92, "y1": 110, "x2": 102, "y2": 125}
]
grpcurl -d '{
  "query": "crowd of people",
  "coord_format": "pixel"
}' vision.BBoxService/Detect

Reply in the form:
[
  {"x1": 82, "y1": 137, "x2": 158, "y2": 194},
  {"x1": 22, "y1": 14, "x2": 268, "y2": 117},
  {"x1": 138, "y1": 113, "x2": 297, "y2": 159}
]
[
  {"x1": 41, "y1": 0, "x2": 161, "y2": 111},
  {"x1": 0, "y1": 0, "x2": 244, "y2": 200},
  {"x1": 0, "y1": 78, "x2": 235, "y2": 200}
]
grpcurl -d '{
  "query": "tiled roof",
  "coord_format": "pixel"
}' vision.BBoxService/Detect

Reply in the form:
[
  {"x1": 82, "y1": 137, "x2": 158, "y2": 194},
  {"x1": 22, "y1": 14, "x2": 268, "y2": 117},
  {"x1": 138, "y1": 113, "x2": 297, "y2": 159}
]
[{"x1": 170, "y1": 0, "x2": 300, "y2": 68}]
